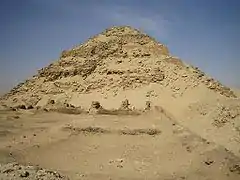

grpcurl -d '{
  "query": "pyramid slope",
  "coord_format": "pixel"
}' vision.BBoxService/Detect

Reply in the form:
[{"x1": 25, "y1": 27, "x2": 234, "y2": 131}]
[{"x1": 0, "y1": 26, "x2": 237, "y2": 109}]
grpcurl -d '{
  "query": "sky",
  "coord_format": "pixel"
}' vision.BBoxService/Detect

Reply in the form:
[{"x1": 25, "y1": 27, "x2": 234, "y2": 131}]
[{"x1": 0, "y1": 0, "x2": 240, "y2": 93}]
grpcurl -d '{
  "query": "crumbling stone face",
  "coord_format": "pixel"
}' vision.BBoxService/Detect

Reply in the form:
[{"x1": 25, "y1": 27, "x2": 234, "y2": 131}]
[
  {"x1": 166, "y1": 57, "x2": 184, "y2": 67},
  {"x1": 205, "y1": 80, "x2": 236, "y2": 98},
  {"x1": 190, "y1": 67, "x2": 237, "y2": 98},
  {"x1": 111, "y1": 69, "x2": 165, "y2": 90},
  {"x1": 150, "y1": 72, "x2": 165, "y2": 83},
  {"x1": 38, "y1": 58, "x2": 98, "y2": 82}
]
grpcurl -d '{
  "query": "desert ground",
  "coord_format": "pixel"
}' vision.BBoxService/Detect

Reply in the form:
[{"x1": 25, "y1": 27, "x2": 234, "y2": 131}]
[{"x1": 0, "y1": 106, "x2": 240, "y2": 180}]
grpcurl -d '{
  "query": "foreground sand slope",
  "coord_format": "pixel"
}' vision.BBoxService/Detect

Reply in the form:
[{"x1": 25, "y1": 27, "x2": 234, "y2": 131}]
[{"x1": 0, "y1": 108, "x2": 240, "y2": 180}]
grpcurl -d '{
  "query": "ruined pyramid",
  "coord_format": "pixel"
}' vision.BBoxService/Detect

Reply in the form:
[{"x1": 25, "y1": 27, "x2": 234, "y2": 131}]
[{"x1": 0, "y1": 26, "x2": 238, "y2": 113}]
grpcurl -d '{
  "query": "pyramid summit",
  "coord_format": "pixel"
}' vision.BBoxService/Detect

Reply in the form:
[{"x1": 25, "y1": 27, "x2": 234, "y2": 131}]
[
  {"x1": 59, "y1": 26, "x2": 170, "y2": 64},
  {"x1": 0, "y1": 26, "x2": 237, "y2": 111}
]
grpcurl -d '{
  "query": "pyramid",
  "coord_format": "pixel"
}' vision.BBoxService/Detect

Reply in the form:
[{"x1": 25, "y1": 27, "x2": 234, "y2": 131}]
[
  {"x1": 0, "y1": 26, "x2": 240, "y2": 159},
  {"x1": 0, "y1": 26, "x2": 237, "y2": 112}
]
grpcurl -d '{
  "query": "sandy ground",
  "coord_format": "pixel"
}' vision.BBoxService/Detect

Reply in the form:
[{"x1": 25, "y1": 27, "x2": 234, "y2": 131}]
[
  {"x1": 233, "y1": 88, "x2": 240, "y2": 97},
  {"x1": 0, "y1": 109, "x2": 240, "y2": 180}
]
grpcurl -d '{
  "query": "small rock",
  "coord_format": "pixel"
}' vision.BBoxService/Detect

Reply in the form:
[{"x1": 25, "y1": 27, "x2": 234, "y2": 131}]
[
  {"x1": 116, "y1": 59, "x2": 122, "y2": 64},
  {"x1": 229, "y1": 164, "x2": 240, "y2": 174},
  {"x1": 43, "y1": 108, "x2": 49, "y2": 112},
  {"x1": 2, "y1": 168, "x2": 14, "y2": 173},
  {"x1": 117, "y1": 164, "x2": 123, "y2": 168},
  {"x1": 204, "y1": 159, "x2": 214, "y2": 165},
  {"x1": 27, "y1": 105, "x2": 34, "y2": 109},
  {"x1": 145, "y1": 101, "x2": 151, "y2": 110},
  {"x1": 91, "y1": 101, "x2": 101, "y2": 109},
  {"x1": 17, "y1": 105, "x2": 26, "y2": 110},
  {"x1": 19, "y1": 171, "x2": 29, "y2": 177},
  {"x1": 186, "y1": 146, "x2": 192, "y2": 152},
  {"x1": 49, "y1": 100, "x2": 55, "y2": 104},
  {"x1": 120, "y1": 99, "x2": 130, "y2": 110},
  {"x1": 109, "y1": 160, "x2": 114, "y2": 164},
  {"x1": 33, "y1": 145, "x2": 40, "y2": 148},
  {"x1": 11, "y1": 108, "x2": 17, "y2": 111},
  {"x1": 116, "y1": 159, "x2": 124, "y2": 163}
]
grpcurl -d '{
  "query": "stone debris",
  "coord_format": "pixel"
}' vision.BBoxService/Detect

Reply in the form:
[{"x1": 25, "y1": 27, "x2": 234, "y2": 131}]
[
  {"x1": 88, "y1": 101, "x2": 103, "y2": 114},
  {"x1": 145, "y1": 101, "x2": 151, "y2": 111},
  {"x1": 120, "y1": 99, "x2": 130, "y2": 110},
  {"x1": 0, "y1": 162, "x2": 69, "y2": 180}
]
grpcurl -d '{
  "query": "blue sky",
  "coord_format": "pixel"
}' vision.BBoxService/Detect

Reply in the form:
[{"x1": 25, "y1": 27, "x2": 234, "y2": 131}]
[{"x1": 0, "y1": 0, "x2": 240, "y2": 93}]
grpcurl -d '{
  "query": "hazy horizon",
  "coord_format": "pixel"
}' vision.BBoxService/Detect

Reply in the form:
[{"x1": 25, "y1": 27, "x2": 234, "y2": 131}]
[{"x1": 1, "y1": 0, "x2": 240, "y2": 94}]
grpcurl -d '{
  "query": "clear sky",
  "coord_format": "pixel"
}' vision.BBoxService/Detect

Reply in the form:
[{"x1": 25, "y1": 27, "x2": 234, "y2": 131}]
[{"x1": 0, "y1": 0, "x2": 239, "y2": 93}]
